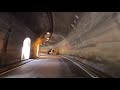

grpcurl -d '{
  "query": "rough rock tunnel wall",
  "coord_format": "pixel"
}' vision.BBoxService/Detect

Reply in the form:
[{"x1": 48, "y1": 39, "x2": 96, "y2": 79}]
[
  {"x1": 44, "y1": 12, "x2": 120, "y2": 77},
  {"x1": 0, "y1": 12, "x2": 36, "y2": 66}
]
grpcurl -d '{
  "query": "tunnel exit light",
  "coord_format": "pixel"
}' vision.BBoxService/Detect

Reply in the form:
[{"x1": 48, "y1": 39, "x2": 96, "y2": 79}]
[{"x1": 21, "y1": 37, "x2": 31, "y2": 60}]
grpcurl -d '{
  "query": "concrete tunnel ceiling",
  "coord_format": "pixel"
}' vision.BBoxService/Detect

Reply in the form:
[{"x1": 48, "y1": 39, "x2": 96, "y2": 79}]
[{"x1": 9, "y1": 12, "x2": 81, "y2": 46}]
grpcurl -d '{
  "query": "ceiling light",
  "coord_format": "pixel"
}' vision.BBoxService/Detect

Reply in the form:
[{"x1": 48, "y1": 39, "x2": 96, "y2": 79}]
[
  {"x1": 75, "y1": 15, "x2": 79, "y2": 19},
  {"x1": 47, "y1": 32, "x2": 50, "y2": 35},
  {"x1": 74, "y1": 20, "x2": 76, "y2": 23},
  {"x1": 71, "y1": 24, "x2": 74, "y2": 28},
  {"x1": 47, "y1": 38, "x2": 49, "y2": 40}
]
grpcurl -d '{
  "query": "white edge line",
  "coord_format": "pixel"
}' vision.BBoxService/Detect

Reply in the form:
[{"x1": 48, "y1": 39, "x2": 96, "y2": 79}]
[
  {"x1": 0, "y1": 59, "x2": 33, "y2": 76},
  {"x1": 60, "y1": 55, "x2": 98, "y2": 78}
]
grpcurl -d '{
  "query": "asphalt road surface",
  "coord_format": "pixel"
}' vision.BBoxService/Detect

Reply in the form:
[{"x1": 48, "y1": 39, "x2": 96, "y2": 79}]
[{"x1": 0, "y1": 54, "x2": 102, "y2": 78}]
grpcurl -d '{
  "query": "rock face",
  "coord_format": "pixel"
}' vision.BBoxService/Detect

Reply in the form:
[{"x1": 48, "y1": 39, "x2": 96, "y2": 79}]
[
  {"x1": 43, "y1": 12, "x2": 120, "y2": 77},
  {"x1": 1, "y1": 12, "x2": 120, "y2": 77},
  {"x1": 0, "y1": 12, "x2": 36, "y2": 65}
]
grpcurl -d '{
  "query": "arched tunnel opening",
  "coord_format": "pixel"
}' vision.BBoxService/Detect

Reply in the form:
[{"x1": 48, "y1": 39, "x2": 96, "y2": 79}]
[
  {"x1": 21, "y1": 37, "x2": 31, "y2": 60},
  {"x1": 0, "y1": 12, "x2": 120, "y2": 78}
]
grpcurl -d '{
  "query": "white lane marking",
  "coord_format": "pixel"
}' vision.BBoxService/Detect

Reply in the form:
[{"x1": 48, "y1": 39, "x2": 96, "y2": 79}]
[
  {"x1": 59, "y1": 55, "x2": 99, "y2": 78},
  {"x1": 0, "y1": 59, "x2": 33, "y2": 76}
]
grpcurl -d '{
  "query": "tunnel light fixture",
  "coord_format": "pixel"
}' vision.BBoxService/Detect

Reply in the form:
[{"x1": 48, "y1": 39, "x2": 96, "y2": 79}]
[
  {"x1": 47, "y1": 38, "x2": 49, "y2": 40},
  {"x1": 71, "y1": 24, "x2": 77, "y2": 30},
  {"x1": 71, "y1": 24, "x2": 75, "y2": 28},
  {"x1": 47, "y1": 32, "x2": 50, "y2": 35},
  {"x1": 74, "y1": 20, "x2": 76, "y2": 24},
  {"x1": 75, "y1": 15, "x2": 79, "y2": 19}
]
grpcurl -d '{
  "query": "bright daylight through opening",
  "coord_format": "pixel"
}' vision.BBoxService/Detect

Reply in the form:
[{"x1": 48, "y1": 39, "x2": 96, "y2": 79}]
[{"x1": 21, "y1": 37, "x2": 31, "y2": 60}]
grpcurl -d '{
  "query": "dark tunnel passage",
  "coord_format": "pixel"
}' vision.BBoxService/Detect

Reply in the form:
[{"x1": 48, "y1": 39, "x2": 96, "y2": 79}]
[{"x1": 0, "y1": 12, "x2": 120, "y2": 78}]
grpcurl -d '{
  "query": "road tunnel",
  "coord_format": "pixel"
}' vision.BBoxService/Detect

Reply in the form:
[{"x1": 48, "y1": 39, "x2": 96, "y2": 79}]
[{"x1": 0, "y1": 12, "x2": 120, "y2": 78}]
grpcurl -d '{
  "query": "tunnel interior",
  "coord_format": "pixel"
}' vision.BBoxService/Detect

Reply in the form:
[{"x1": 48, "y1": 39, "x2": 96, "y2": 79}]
[{"x1": 0, "y1": 12, "x2": 120, "y2": 77}]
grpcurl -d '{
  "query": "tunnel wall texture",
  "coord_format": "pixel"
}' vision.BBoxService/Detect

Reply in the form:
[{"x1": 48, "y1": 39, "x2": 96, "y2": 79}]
[
  {"x1": 0, "y1": 12, "x2": 36, "y2": 66},
  {"x1": 43, "y1": 12, "x2": 120, "y2": 77}
]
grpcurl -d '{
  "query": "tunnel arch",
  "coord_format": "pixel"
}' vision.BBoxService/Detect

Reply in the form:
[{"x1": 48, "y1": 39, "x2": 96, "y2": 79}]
[{"x1": 21, "y1": 37, "x2": 31, "y2": 60}]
